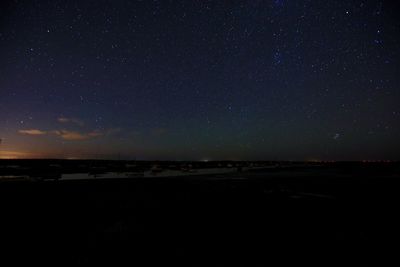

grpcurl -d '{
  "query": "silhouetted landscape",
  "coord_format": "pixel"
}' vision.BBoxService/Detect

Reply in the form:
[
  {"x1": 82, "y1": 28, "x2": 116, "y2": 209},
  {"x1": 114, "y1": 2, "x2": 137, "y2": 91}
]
[{"x1": 1, "y1": 160, "x2": 399, "y2": 266}]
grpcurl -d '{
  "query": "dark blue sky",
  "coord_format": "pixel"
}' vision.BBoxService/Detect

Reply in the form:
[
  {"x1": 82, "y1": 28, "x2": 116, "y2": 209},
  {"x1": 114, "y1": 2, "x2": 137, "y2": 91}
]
[{"x1": 1, "y1": 0, "x2": 399, "y2": 160}]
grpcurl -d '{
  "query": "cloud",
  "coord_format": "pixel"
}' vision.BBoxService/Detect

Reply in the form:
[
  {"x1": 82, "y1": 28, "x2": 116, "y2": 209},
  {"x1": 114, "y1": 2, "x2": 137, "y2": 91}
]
[
  {"x1": 18, "y1": 127, "x2": 121, "y2": 141},
  {"x1": 52, "y1": 128, "x2": 121, "y2": 141},
  {"x1": 86, "y1": 128, "x2": 122, "y2": 138},
  {"x1": 88, "y1": 130, "x2": 104, "y2": 137},
  {"x1": 53, "y1": 130, "x2": 92, "y2": 141},
  {"x1": 57, "y1": 117, "x2": 84, "y2": 126},
  {"x1": 18, "y1": 129, "x2": 47, "y2": 135}
]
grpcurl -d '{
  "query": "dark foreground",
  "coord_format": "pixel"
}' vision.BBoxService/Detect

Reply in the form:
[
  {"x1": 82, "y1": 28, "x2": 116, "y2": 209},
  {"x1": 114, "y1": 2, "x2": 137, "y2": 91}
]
[{"x1": 1, "y1": 163, "x2": 399, "y2": 266}]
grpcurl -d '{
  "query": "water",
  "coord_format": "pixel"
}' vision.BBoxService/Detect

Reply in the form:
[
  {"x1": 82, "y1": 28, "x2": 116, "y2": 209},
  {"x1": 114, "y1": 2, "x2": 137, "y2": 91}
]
[{"x1": 61, "y1": 168, "x2": 236, "y2": 180}]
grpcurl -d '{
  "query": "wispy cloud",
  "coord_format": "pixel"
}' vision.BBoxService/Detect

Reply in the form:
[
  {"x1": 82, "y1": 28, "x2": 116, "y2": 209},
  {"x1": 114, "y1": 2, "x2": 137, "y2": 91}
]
[
  {"x1": 18, "y1": 129, "x2": 47, "y2": 135},
  {"x1": 19, "y1": 126, "x2": 121, "y2": 141},
  {"x1": 88, "y1": 130, "x2": 104, "y2": 138},
  {"x1": 52, "y1": 128, "x2": 121, "y2": 141},
  {"x1": 57, "y1": 117, "x2": 84, "y2": 126},
  {"x1": 52, "y1": 130, "x2": 95, "y2": 141}
]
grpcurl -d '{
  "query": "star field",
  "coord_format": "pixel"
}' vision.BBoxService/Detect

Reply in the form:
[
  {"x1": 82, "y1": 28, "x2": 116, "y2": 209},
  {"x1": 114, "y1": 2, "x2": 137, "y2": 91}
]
[{"x1": 0, "y1": 0, "x2": 399, "y2": 160}]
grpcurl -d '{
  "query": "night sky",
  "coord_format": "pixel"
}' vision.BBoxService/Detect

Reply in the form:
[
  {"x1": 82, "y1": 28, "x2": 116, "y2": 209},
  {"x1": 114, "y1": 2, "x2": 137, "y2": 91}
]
[{"x1": 1, "y1": 0, "x2": 399, "y2": 160}]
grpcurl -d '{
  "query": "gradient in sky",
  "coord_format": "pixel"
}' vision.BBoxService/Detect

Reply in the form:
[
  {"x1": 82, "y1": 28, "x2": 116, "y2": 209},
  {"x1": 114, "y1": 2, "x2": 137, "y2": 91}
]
[{"x1": 1, "y1": 0, "x2": 400, "y2": 160}]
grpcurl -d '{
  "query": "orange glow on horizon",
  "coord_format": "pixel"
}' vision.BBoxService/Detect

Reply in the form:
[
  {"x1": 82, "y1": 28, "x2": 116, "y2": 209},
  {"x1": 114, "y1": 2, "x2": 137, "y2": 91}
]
[
  {"x1": 0, "y1": 150, "x2": 38, "y2": 159},
  {"x1": 0, "y1": 150, "x2": 96, "y2": 160}
]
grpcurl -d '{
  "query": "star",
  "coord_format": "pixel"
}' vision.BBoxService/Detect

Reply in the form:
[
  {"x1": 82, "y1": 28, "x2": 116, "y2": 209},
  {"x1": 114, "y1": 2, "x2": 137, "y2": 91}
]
[{"x1": 333, "y1": 134, "x2": 340, "y2": 140}]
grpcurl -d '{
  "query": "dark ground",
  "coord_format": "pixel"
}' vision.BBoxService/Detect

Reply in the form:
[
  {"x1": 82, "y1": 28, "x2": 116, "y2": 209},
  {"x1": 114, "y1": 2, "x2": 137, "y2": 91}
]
[{"x1": 0, "y1": 162, "x2": 399, "y2": 266}]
